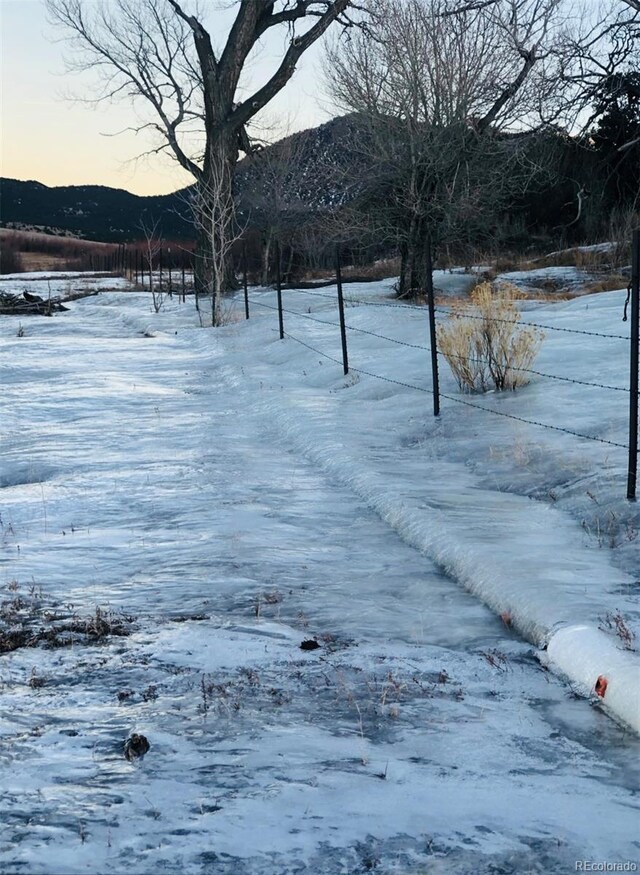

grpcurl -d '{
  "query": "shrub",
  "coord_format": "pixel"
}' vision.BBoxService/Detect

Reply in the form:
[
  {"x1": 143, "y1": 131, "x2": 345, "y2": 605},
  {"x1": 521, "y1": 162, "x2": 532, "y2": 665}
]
[{"x1": 437, "y1": 282, "x2": 543, "y2": 393}]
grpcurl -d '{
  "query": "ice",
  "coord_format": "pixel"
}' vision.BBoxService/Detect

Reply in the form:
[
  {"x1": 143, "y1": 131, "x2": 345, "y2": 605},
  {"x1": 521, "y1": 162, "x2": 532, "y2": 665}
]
[{"x1": 1, "y1": 275, "x2": 639, "y2": 872}]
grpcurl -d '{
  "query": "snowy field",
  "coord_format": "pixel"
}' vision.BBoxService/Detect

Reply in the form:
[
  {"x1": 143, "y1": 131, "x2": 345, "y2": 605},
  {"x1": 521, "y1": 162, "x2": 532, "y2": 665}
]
[{"x1": 1, "y1": 273, "x2": 639, "y2": 874}]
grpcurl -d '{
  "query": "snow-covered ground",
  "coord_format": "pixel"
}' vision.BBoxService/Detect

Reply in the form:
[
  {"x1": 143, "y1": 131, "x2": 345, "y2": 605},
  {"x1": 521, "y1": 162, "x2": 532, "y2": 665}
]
[
  {"x1": 0, "y1": 273, "x2": 132, "y2": 293},
  {"x1": 1, "y1": 274, "x2": 639, "y2": 874},
  {"x1": 497, "y1": 265, "x2": 590, "y2": 293}
]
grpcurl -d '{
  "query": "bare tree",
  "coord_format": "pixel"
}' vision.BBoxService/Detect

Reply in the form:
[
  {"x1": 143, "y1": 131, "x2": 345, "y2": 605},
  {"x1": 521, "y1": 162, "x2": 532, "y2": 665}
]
[
  {"x1": 189, "y1": 153, "x2": 246, "y2": 325},
  {"x1": 327, "y1": 0, "x2": 568, "y2": 295},
  {"x1": 238, "y1": 128, "x2": 314, "y2": 284},
  {"x1": 447, "y1": 0, "x2": 639, "y2": 14},
  {"x1": 443, "y1": 1, "x2": 640, "y2": 134},
  {"x1": 47, "y1": 0, "x2": 361, "y2": 323},
  {"x1": 561, "y1": 7, "x2": 639, "y2": 131},
  {"x1": 139, "y1": 214, "x2": 164, "y2": 312}
]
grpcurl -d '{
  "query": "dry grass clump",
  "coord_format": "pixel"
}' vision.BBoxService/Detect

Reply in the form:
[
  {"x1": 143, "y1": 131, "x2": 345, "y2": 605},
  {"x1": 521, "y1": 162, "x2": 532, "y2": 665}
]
[
  {"x1": 0, "y1": 581, "x2": 134, "y2": 654},
  {"x1": 437, "y1": 282, "x2": 543, "y2": 393},
  {"x1": 582, "y1": 275, "x2": 628, "y2": 295}
]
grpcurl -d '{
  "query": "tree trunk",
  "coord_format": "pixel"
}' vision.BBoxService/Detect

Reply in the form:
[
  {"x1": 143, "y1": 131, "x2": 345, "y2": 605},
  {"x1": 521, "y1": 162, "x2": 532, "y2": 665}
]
[
  {"x1": 284, "y1": 243, "x2": 296, "y2": 283},
  {"x1": 401, "y1": 215, "x2": 429, "y2": 300},
  {"x1": 261, "y1": 228, "x2": 273, "y2": 286},
  {"x1": 401, "y1": 214, "x2": 420, "y2": 299},
  {"x1": 398, "y1": 240, "x2": 409, "y2": 297}
]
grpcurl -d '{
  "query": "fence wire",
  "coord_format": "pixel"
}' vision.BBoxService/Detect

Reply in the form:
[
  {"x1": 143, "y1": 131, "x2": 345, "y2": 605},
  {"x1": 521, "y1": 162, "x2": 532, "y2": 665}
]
[
  {"x1": 251, "y1": 297, "x2": 631, "y2": 395},
  {"x1": 246, "y1": 288, "x2": 634, "y2": 454},
  {"x1": 295, "y1": 288, "x2": 630, "y2": 341}
]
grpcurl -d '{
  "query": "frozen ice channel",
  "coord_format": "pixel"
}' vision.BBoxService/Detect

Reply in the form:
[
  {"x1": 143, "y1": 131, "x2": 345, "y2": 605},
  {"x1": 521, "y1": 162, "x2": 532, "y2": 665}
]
[{"x1": 0, "y1": 287, "x2": 638, "y2": 874}]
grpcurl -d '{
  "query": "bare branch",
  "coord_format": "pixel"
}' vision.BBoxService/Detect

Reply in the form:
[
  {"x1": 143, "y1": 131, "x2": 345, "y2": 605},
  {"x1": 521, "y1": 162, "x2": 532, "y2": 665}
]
[
  {"x1": 228, "y1": 0, "x2": 354, "y2": 129},
  {"x1": 441, "y1": 0, "x2": 498, "y2": 15},
  {"x1": 46, "y1": 0, "x2": 361, "y2": 299}
]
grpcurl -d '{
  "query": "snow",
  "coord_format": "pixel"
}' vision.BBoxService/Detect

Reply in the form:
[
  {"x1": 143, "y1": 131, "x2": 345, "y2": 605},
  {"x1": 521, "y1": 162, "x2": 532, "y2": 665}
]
[
  {"x1": 1, "y1": 273, "x2": 639, "y2": 873},
  {"x1": 546, "y1": 625, "x2": 640, "y2": 732},
  {"x1": 497, "y1": 265, "x2": 600, "y2": 294},
  {"x1": 541, "y1": 242, "x2": 616, "y2": 258}
]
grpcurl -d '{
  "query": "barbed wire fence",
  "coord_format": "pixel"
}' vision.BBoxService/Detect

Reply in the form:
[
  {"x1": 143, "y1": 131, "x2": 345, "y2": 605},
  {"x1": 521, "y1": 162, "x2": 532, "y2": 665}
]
[
  {"x1": 241, "y1": 231, "x2": 640, "y2": 501},
  {"x1": 114, "y1": 230, "x2": 639, "y2": 498}
]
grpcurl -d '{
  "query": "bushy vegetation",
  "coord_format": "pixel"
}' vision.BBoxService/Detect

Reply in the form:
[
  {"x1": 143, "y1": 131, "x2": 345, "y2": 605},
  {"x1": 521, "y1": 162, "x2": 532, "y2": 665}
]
[{"x1": 437, "y1": 283, "x2": 544, "y2": 393}]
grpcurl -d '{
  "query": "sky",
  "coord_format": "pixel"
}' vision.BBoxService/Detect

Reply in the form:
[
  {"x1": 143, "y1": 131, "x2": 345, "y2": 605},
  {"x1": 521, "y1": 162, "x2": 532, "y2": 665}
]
[{"x1": 0, "y1": 0, "x2": 333, "y2": 196}]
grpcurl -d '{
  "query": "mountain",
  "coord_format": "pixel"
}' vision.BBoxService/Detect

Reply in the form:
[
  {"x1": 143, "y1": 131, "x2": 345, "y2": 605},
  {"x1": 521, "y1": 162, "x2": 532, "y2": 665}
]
[
  {"x1": 0, "y1": 115, "x2": 367, "y2": 243},
  {"x1": 0, "y1": 179, "x2": 191, "y2": 242},
  {"x1": 236, "y1": 113, "x2": 368, "y2": 221}
]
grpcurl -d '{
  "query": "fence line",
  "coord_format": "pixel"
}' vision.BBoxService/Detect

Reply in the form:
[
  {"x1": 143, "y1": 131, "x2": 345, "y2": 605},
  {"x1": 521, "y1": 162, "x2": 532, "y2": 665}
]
[
  {"x1": 117, "y1": 235, "x2": 640, "y2": 496},
  {"x1": 275, "y1": 322, "x2": 630, "y2": 451},
  {"x1": 244, "y1": 230, "x2": 640, "y2": 500},
  {"x1": 280, "y1": 329, "x2": 446, "y2": 395},
  {"x1": 295, "y1": 288, "x2": 631, "y2": 342},
  {"x1": 249, "y1": 296, "x2": 631, "y2": 395},
  {"x1": 434, "y1": 306, "x2": 631, "y2": 342}
]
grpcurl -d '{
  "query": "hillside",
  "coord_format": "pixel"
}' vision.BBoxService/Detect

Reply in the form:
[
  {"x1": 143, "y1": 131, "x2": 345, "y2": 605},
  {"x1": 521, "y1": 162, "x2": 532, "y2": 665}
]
[
  {"x1": 0, "y1": 179, "x2": 191, "y2": 241},
  {"x1": 0, "y1": 115, "x2": 366, "y2": 243}
]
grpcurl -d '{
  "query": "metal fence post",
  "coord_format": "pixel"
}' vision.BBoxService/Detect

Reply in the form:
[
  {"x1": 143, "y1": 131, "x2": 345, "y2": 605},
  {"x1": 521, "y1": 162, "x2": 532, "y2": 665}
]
[
  {"x1": 425, "y1": 234, "x2": 440, "y2": 417},
  {"x1": 627, "y1": 229, "x2": 640, "y2": 501},
  {"x1": 192, "y1": 250, "x2": 199, "y2": 312},
  {"x1": 335, "y1": 245, "x2": 349, "y2": 375},
  {"x1": 275, "y1": 240, "x2": 284, "y2": 339},
  {"x1": 243, "y1": 241, "x2": 250, "y2": 320}
]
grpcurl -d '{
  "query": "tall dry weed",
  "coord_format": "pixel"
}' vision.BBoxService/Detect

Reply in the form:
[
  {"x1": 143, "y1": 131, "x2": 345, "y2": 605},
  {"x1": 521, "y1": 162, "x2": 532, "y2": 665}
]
[{"x1": 437, "y1": 282, "x2": 543, "y2": 393}]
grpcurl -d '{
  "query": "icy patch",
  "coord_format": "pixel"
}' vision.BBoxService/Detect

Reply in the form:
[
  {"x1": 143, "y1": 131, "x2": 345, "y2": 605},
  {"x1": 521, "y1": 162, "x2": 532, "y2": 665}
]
[
  {"x1": 2, "y1": 282, "x2": 639, "y2": 870},
  {"x1": 0, "y1": 461, "x2": 58, "y2": 489},
  {"x1": 497, "y1": 265, "x2": 594, "y2": 293}
]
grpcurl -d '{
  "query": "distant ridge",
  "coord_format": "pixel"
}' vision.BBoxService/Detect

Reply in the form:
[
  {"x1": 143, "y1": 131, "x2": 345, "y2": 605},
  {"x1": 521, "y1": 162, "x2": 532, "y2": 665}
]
[
  {"x1": 0, "y1": 115, "x2": 367, "y2": 242},
  {"x1": 0, "y1": 178, "x2": 191, "y2": 242}
]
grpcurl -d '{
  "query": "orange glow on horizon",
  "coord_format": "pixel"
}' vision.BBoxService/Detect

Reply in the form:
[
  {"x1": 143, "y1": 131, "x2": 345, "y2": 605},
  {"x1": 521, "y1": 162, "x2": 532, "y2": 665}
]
[{"x1": 1, "y1": 0, "x2": 327, "y2": 197}]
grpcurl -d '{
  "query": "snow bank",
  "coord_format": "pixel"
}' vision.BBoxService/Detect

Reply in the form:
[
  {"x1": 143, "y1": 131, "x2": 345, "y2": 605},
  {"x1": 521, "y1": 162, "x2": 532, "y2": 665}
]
[
  {"x1": 546, "y1": 625, "x2": 640, "y2": 732},
  {"x1": 208, "y1": 284, "x2": 640, "y2": 733},
  {"x1": 263, "y1": 402, "x2": 640, "y2": 733}
]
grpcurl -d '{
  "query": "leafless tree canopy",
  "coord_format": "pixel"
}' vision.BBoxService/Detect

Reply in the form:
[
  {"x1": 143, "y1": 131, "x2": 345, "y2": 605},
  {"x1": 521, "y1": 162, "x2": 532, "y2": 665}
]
[
  {"x1": 46, "y1": 0, "x2": 361, "y2": 318},
  {"x1": 325, "y1": 0, "x2": 566, "y2": 293},
  {"x1": 324, "y1": 0, "x2": 639, "y2": 295}
]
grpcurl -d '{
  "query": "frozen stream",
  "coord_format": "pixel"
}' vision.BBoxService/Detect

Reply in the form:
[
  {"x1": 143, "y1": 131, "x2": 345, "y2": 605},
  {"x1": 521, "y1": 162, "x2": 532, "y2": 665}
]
[{"x1": 0, "y1": 287, "x2": 638, "y2": 874}]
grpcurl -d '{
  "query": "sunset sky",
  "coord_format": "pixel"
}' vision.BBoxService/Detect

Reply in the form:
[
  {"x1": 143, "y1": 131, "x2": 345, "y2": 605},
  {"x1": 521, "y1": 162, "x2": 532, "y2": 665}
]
[{"x1": 1, "y1": 0, "x2": 332, "y2": 196}]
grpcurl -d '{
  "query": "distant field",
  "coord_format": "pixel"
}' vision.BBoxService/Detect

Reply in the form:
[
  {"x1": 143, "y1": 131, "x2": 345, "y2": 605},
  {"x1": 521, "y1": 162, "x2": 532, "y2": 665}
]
[
  {"x1": 0, "y1": 228, "x2": 119, "y2": 274},
  {"x1": 0, "y1": 227, "x2": 116, "y2": 244}
]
